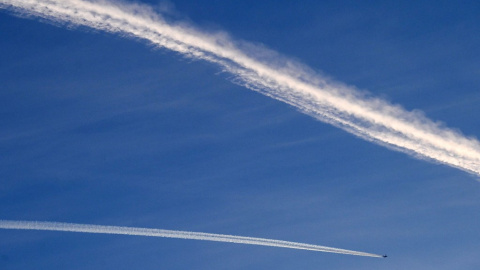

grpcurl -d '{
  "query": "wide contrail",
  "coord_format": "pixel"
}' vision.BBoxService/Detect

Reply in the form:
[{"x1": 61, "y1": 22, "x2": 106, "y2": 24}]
[
  {"x1": 1, "y1": 0, "x2": 480, "y2": 176},
  {"x1": 0, "y1": 220, "x2": 382, "y2": 257}
]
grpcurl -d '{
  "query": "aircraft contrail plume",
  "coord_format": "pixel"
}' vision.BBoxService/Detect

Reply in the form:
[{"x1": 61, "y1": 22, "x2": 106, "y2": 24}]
[
  {"x1": 0, "y1": 220, "x2": 383, "y2": 257},
  {"x1": 1, "y1": 0, "x2": 480, "y2": 176}
]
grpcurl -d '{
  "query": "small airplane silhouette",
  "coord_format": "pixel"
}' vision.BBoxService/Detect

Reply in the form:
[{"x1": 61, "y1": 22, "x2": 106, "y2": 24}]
[{"x1": 382, "y1": 255, "x2": 388, "y2": 258}]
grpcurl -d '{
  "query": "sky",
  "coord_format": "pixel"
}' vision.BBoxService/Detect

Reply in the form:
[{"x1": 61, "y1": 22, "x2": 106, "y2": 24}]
[{"x1": 1, "y1": 0, "x2": 480, "y2": 269}]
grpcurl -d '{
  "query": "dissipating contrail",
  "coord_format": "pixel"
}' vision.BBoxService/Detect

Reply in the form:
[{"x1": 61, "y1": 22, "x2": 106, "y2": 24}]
[
  {"x1": 0, "y1": 220, "x2": 383, "y2": 257},
  {"x1": 1, "y1": 0, "x2": 480, "y2": 176}
]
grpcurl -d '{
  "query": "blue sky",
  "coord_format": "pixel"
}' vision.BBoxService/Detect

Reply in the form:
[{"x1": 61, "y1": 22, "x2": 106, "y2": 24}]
[{"x1": 1, "y1": 0, "x2": 480, "y2": 269}]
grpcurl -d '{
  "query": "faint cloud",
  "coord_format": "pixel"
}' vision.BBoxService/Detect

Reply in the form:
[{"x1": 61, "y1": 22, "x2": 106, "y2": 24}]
[{"x1": 152, "y1": 0, "x2": 187, "y2": 21}]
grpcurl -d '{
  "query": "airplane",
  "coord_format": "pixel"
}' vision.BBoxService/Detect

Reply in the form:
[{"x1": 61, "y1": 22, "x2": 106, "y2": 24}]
[{"x1": 382, "y1": 255, "x2": 388, "y2": 258}]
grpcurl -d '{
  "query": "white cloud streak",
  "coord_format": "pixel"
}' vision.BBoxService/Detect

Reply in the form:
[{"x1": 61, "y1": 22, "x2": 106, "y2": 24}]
[
  {"x1": 0, "y1": 220, "x2": 382, "y2": 257},
  {"x1": 1, "y1": 0, "x2": 480, "y2": 176}
]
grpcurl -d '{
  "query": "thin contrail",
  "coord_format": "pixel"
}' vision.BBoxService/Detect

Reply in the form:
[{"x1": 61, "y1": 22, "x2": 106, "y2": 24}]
[
  {"x1": 0, "y1": 220, "x2": 382, "y2": 257},
  {"x1": 1, "y1": 0, "x2": 480, "y2": 176}
]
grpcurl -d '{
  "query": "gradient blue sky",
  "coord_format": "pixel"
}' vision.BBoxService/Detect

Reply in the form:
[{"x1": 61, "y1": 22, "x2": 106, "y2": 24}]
[{"x1": 1, "y1": 0, "x2": 480, "y2": 269}]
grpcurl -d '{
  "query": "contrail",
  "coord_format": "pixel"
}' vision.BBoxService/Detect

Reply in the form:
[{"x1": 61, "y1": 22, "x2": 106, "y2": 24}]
[
  {"x1": 0, "y1": 220, "x2": 383, "y2": 257},
  {"x1": 1, "y1": 0, "x2": 480, "y2": 176}
]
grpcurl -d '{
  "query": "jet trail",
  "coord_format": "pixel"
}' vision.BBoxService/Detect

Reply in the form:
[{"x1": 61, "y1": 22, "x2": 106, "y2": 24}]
[
  {"x1": 1, "y1": 0, "x2": 480, "y2": 176},
  {"x1": 0, "y1": 220, "x2": 382, "y2": 257}
]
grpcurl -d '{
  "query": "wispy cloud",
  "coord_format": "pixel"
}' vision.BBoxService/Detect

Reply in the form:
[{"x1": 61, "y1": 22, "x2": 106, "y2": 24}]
[
  {"x1": 1, "y1": 0, "x2": 480, "y2": 176},
  {"x1": 0, "y1": 220, "x2": 382, "y2": 257}
]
